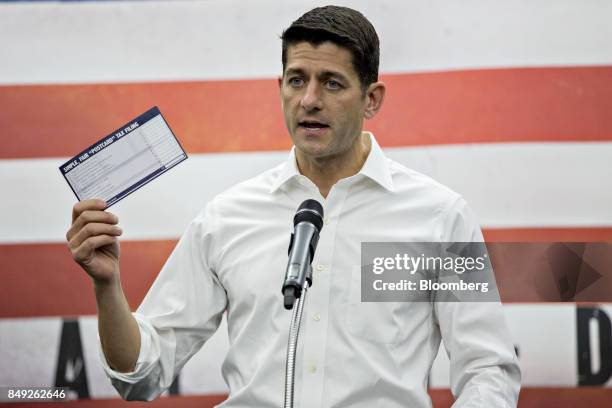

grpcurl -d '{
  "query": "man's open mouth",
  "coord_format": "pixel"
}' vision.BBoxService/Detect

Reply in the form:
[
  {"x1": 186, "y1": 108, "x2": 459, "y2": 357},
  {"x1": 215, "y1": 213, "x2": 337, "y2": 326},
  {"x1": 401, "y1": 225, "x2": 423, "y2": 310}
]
[{"x1": 299, "y1": 121, "x2": 329, "y2": 130}]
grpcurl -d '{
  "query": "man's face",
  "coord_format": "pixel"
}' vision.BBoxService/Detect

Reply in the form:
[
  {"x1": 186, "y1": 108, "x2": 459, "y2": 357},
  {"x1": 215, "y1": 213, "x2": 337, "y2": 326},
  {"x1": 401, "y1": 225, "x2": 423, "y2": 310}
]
[{"x1": 280, "y1": 41, "x2": 368, "y2": 160}]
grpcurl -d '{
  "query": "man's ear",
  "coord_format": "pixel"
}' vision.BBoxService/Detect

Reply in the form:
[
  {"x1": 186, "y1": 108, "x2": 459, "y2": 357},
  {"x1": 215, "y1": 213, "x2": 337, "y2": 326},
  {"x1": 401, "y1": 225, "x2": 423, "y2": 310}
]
[
  {"x1": 364, "y1": 81, "x2": 386, "y2": 120},
  {"x1": 278, "y1": 76, "x2": 283, "y2": 89}
]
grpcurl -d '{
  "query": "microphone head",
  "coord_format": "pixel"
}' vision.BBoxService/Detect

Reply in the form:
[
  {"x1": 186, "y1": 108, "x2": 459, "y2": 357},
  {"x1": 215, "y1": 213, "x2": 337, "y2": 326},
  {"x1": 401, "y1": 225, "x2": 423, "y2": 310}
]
[{"x1": 294, "y1": 199, "x2": 324, "y2": 231}]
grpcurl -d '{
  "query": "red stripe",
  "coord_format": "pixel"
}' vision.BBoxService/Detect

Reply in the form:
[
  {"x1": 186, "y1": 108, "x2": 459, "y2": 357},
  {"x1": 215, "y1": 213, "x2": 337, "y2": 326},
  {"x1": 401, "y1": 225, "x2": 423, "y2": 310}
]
[
  {"x1": 429, "y1": 388, "x2": 612, "y2": 408},
  {"x1": 0, "y1": 241, "x2": 176, "y2": 319},
  {"x1": 1, "y1": 395, "x2": 227, "y2": 408},
  {"x1": 1, "y1": 66, "x2": 611, "y2": 159},
  {"x1": 2, "y1": 227, "x2": 611, "y2": 318},
  {"x1": 483, "y1": 227, "x2": 612, "y2": 242},
  {"x1": 1, "y1": 389, "x2": 611, "y2": 408}
]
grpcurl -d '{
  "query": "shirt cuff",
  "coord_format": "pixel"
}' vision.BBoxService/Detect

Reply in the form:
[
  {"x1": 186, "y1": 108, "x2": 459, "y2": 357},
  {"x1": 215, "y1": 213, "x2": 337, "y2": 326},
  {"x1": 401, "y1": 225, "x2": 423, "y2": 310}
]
[{"x1": 98, "y1": 313, "x2": 160, "y2": 383}]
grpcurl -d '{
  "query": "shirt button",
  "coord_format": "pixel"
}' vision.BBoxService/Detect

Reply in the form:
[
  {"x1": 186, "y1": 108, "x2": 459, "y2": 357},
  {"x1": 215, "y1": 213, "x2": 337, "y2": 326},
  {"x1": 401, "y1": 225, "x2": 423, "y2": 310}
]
[
  {"x1": 313, "y1": 313, "x2": 321, "y2": 322},
  {"x1": 308, "y1": 363, "x2": 317, "y2": 373},
  {"x1": 324, "y1": 217, "x2": 330, "y2": 225},
  {"x1": 316, "y1": 264, "x2": 325, "y2": 272}
]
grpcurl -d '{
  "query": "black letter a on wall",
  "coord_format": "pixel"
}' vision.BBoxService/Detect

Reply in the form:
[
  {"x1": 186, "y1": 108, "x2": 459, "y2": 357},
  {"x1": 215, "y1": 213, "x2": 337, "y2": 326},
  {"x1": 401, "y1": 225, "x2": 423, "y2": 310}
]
[{"x1": 54, "y1": 319, "x2": 90, "y2": 398}]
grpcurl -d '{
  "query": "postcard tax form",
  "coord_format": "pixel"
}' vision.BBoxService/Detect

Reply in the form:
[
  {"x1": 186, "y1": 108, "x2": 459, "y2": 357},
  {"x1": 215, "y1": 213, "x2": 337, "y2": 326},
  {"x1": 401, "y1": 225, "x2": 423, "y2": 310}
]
[{"x1": 60, "y1": 107, "x2": 187, "y2": 207}]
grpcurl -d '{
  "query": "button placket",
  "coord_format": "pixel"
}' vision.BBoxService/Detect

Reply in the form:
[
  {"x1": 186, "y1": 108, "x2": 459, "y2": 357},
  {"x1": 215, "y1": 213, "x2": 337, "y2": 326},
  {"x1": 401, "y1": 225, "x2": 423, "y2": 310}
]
[{"x1": 299, "y1": 180, "x2": 349, "y2": 408}]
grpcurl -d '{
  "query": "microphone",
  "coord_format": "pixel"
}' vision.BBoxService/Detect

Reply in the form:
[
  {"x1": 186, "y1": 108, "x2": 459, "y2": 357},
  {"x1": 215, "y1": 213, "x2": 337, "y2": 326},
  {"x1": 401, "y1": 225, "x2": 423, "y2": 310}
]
[{"x1": 282, "y1": 199, "x2": 324, "y2": 310}]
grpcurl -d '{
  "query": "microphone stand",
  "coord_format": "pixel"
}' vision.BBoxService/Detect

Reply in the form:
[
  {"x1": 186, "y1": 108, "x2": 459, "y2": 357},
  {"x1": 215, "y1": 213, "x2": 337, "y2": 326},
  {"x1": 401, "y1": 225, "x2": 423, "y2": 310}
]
[{"x1": 283, "y1": 265, "x2": 312, "y2": 408}]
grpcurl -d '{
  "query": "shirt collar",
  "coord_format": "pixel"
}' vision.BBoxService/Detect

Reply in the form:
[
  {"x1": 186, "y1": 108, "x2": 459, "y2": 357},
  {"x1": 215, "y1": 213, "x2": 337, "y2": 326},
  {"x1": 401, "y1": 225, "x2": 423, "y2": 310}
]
[
  {"x1": 269, "y1": 146, "x2": 301, "y2": 193},
  {"x1": 358, "y1": 132, "x2": 395, "y2": 192},
  {"x1": 269, "y1": 132, "x2": 395, "y2": 193}
]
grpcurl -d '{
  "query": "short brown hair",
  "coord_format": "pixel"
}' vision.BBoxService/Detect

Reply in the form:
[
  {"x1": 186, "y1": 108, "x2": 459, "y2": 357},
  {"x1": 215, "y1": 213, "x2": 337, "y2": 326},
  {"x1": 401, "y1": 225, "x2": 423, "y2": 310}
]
[{"x1": 281, "y1": 6, "x2": 380, "y2": 92}]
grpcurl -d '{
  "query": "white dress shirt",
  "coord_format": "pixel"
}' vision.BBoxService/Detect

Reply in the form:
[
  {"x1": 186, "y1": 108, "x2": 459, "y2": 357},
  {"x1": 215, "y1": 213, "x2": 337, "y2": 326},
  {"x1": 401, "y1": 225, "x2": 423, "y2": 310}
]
[{"x1": 100, "y1": 133, "x2": 520, "y2": 407}]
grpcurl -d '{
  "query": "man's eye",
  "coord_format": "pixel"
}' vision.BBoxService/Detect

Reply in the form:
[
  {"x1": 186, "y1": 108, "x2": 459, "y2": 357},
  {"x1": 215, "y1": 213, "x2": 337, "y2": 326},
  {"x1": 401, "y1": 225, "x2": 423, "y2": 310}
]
[
  {"x1": 325, "y1": 80, "x2": 342, "y2": 90},
  {"x1": 288, "y1": 77, "x2": 304, "y2": 87}
]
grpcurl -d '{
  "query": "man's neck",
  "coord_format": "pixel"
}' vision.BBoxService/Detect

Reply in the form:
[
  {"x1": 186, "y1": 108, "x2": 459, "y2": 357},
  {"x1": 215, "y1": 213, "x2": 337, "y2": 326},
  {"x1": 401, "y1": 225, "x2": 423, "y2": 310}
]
[{"x1": 295, "y1": 133, "x2": 372, "y2": 198}]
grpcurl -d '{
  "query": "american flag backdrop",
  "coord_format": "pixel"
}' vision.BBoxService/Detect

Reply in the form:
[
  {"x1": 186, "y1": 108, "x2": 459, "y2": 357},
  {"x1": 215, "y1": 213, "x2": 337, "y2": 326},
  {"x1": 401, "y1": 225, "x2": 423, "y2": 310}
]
[{"x1": 1, "y1": 1, "x2": 611, "y2": 407}]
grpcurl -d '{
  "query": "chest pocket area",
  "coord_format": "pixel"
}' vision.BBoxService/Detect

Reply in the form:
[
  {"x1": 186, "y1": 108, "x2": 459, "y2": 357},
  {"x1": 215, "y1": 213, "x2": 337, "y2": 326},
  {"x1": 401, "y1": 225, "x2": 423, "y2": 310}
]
[{"x1": 347, "y1": 266, "x2": 412, "y2": 344}]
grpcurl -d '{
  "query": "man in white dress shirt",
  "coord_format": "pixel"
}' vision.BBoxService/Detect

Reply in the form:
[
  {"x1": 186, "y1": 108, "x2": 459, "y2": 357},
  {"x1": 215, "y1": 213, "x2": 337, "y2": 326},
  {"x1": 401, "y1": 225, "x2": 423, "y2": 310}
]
[{"x1": 66, "y1": 5, "x2": 520, "y2": 407}]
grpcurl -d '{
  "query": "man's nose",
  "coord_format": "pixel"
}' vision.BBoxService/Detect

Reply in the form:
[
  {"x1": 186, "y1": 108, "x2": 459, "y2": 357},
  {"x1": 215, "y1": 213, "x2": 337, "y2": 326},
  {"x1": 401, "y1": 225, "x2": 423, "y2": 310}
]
[{"x1": 300, "y1": 82, "x2": 323, "y2": 111}]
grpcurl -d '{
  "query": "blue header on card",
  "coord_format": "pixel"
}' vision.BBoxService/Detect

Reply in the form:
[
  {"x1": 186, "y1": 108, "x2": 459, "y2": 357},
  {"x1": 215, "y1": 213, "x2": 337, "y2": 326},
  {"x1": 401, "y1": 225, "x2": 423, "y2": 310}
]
[{"x1": 59, "y1": 106, "x2": 161, "y2": 175}]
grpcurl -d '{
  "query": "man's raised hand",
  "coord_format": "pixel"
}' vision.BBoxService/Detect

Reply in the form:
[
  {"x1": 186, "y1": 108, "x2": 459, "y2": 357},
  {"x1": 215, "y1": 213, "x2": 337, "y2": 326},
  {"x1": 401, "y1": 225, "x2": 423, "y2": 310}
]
[{"x1": 66, "y1": 199, "x2": 123, "y2": 284}]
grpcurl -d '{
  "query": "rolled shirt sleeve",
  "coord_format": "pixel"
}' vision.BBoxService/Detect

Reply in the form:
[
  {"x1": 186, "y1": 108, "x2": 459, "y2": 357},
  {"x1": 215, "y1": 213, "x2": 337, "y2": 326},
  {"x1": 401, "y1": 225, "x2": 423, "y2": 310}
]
[
  {"x1": 434, "y1": 197, "x2": 521, "y2": 407},
  {"x1": 98, "y1": 313, "x2": 164, "y2": 400},
  {"x1": 98, "y1": 200, "x2": 228, "y2": 401}
]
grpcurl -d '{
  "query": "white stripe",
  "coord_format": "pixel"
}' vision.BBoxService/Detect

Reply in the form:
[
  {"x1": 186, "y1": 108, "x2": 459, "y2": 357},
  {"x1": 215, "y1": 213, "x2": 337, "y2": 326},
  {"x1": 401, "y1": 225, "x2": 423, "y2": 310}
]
[
  {"x1": 2, "y1": 305, "x2": 612, "y2": 391},
  {"x1": 0, "y1": 142, "x2": 610, "y2": 244},
  {"x1": 0, "y1": 317, "x2": 62, "y2": 388},
  {"x1": 386, "y1": 142, "x2": 612, "y2": 229},
  {"x1": 1, "y1": 0, "x2": 611, "y2": 85},
  {"x1": 430, "y1": 303, "x2": 579, "y2": 387}
]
